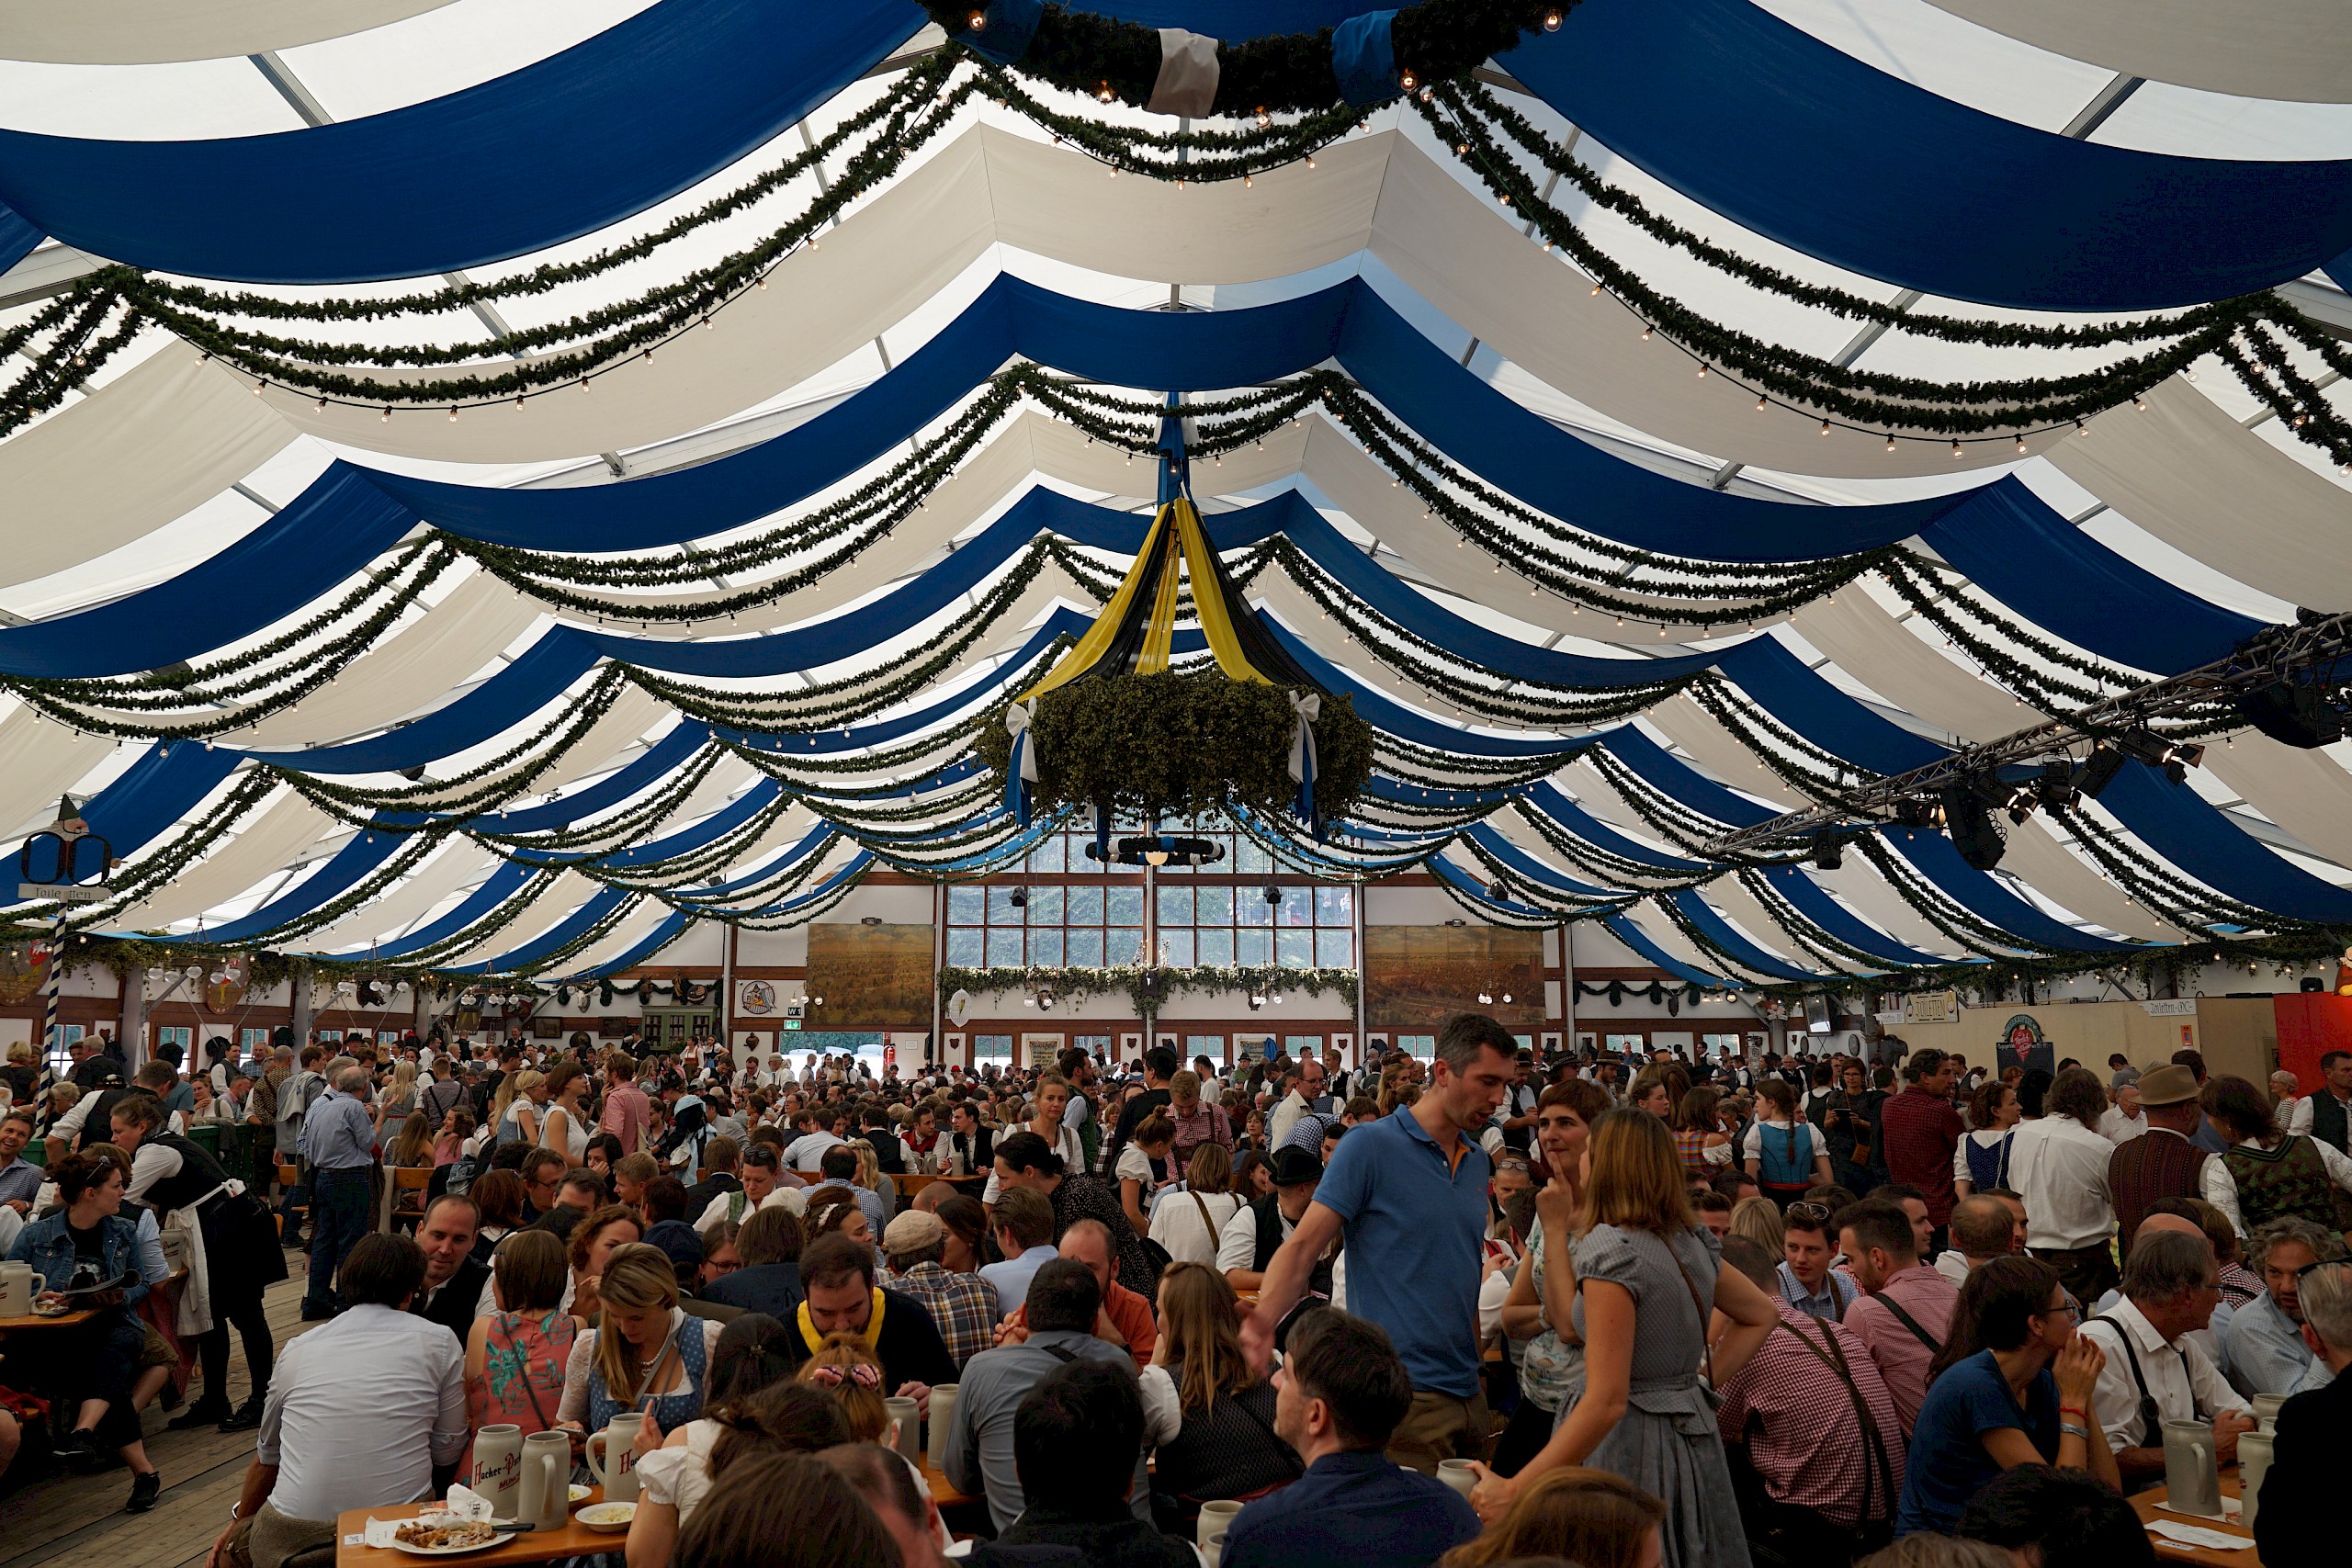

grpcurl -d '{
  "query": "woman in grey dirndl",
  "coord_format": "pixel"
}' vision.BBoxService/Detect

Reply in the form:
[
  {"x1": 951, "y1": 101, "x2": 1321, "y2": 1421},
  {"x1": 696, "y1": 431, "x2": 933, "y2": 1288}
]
[{"x1": 1472, "y1": 1109, "x2": 1781, "y2": 1568}]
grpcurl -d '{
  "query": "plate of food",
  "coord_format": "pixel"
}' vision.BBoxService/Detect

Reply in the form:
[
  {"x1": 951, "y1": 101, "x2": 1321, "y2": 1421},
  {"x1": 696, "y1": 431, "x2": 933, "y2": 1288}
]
[
  {"x1": 387, "y1": 1517, "x2": 503, "y2": 1556},
  {"x1": 569, "y1": 1484, "x2": 591, "y2": 1504},
  {"x1": 575, "y1": 1502, "x2": 636, "y2": 1534}
]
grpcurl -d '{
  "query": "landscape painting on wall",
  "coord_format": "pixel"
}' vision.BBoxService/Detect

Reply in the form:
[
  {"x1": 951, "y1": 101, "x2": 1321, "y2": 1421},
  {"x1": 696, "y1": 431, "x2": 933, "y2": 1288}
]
[
  {"x1": 1366, "y1": 925, "x2": 1545, "y2": 1032},
  {"x1": 806, "y1": 923, "x2": 933, "y2": 1029}
]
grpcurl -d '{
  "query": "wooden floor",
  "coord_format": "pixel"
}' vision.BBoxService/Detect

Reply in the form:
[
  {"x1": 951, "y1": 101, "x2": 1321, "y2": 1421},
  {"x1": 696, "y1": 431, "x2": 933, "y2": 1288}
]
[{"x1": 0, "y1": 1269, "x2": 315, "y2": 1568}]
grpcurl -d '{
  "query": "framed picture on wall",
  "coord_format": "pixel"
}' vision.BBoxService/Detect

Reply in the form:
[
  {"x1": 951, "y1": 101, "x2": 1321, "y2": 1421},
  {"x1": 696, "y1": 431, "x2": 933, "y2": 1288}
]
[
  {"x1": 944, "y1": 1032, "x2": 967, "y2": 1068},
  {"x1": 1745, "y1": 1032, "x2": 1768, "y2": 1053},
  {"x1": 1118, "y1": 1032, "x2": 1143, "y2": 1062},
  {"x1": 532, "y1": 1017, "x2": 563, "y2": 1039},
  {"x1": 1540, "y1": 1032, "x2": 1562, "y2": 1055},
  {"x1": 1576, "y1": 1032, "x2": 1597, "y2": 1053},
  {"x1": 1329, "y1": 1031, "x2": 1355, "y2": 1067},
  {"x1": 598, "y1": 1017, "x2": 631, "y2": 1038}
]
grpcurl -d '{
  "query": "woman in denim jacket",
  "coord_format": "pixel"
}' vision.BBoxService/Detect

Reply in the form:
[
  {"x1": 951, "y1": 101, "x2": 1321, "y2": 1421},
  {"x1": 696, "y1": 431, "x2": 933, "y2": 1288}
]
[{"x1": 5, "y1": 1148, "x2": 164, "y2": 1510}]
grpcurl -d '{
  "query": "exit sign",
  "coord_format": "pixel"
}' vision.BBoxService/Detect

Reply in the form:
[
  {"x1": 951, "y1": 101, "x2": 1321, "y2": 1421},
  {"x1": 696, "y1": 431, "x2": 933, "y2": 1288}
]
[{"x1": 783, "y1": 1019, "x2": 801, "y2": 1031}]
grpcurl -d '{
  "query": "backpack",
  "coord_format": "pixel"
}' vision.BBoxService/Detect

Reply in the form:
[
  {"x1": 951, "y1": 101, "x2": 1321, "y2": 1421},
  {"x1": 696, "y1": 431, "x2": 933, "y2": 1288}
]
[{"x1": 1756, "y1": 1119, "x2": 1814, "y2": 1188}]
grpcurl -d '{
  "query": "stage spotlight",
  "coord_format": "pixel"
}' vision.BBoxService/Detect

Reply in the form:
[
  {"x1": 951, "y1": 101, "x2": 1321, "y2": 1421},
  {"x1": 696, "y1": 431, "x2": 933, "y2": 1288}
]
[
  {"x1": 2031, "y1": 760, "x2": 2079, "y2": 814},
  {"x1": 1894, "y1": 797, "x2": 1939, "y2": 830},
  {"x1": 2070, "y1": 744, "x2": 2127, "y2": 799},
  {"x1": 1262, "y1": 885, "x2": 1282, "y2": 907},
  {"x1": 1939, "y1": 776, "x2": 2007, "y2": 871},
  {"x1": 1009, "y1": 887, "x2": 1027, "y2": 908},
  {"x1": 2237, "y1": 677, "x2": 2346, "y2": 750},
  {"x1": 1810, "y1": 831, "x2": 1841, "y2": 871}
]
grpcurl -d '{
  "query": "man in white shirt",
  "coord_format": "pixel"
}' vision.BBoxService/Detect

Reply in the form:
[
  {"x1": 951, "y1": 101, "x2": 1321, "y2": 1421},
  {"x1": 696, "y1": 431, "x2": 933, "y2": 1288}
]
[
  {"x1": 2078, "y1": 1228, "x2": 2255, "y2": 1489},
  {"x1": 212, "y1": 1234, "x2": 466, "y2": 1567},
  {"x1": 2099, "y1": 1084, "x2": 2149, "y2": 1144},
  {"x1": 782, "y1": 1110, "x2": 849, "y2": 1172},
  {"x1": 696, "y1": 1144, "x2": 805, "y2": 1231},
  {"x1": 2008, "y1": 1066, "x2": 2121, "y2": 1304},
  {"x1": 1267, "y1": 1059, "x2": 1326, "y2": 1150}
]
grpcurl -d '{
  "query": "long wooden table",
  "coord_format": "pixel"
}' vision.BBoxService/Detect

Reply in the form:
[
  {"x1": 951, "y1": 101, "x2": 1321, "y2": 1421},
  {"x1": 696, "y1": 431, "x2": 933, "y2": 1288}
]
[
  {"x1": 2130, "y1": 1472, "x2": 2259, "y2": 1564},
  {"x1": 335, "y1": 1494, "x2": 613, "y2": 1568},
  {"x1": 0, "y1": 1305, "x2": 95, "y2": 1339}
]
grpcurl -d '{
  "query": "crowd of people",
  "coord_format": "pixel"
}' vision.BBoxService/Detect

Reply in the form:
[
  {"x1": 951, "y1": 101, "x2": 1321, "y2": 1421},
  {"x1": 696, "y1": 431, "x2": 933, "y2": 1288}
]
[{"x1": 3, "y1": 1019, "x2": 2346, "y2": 1568}]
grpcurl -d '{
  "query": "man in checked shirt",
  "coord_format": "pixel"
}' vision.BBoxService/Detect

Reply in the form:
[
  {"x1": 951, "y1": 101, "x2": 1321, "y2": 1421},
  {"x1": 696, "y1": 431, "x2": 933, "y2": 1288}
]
[{"x1": 1713, "y1": 1235, "x2": 1906, "y2": 1560}]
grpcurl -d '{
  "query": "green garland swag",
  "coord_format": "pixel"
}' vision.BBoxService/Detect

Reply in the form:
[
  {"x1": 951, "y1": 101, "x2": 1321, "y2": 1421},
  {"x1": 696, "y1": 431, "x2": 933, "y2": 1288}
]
[
  {"x1": 937, "y1": 962, "x2": 1359, "y2": 1013},
  {"x1": 972, "y1": 668, "x2": 1374, "y2": 828}
]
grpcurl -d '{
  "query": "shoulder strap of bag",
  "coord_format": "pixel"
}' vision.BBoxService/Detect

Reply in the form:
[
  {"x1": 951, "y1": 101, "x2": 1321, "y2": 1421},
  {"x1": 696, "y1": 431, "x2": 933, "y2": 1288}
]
[
  {"x1": 1190, "y1": 1190, "x2": 1224, "y2": 1247},
  {"x1": 1871, "y1": 1292, "x2": 1942, "y2": 1354},
  {"x1": 1662, "y1": 1233, "x2": 1717, "y2": 1387},
  {"x1": 1775, "y1": 1317, "x2": 1897, "y2": 1525}
]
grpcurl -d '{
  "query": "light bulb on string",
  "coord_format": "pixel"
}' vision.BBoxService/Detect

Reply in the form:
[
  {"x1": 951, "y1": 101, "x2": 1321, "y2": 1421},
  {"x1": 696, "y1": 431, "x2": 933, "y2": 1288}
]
[
  {"x1": 1885, "y1": 435, "x2": 1897, "y2": 453},
  {"x1": 1819, "y1": 420, "x2": 1831, "y2": 437},
  {"x1": 1951, "y1": 440, "x2": 1963, "y2": 458}
]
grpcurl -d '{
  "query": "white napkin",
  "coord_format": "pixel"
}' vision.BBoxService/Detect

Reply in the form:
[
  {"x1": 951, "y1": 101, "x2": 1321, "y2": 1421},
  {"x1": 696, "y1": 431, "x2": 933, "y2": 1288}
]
[
  {"x1": 2155, "y1": 1493, "x2": 2242, "y2": 1523},
  {"x1": 362, "y1": 1489, "x2": 495, "y2": 1547},
  {"x1": 2146, "y1": 1519, "x2": 2252, "y2": 1551}
]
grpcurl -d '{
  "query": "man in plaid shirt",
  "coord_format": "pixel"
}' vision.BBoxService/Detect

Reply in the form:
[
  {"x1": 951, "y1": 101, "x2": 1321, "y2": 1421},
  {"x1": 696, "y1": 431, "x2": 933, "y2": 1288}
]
[
  {"x1": 882, "y1": 1209, "x2": 1000, "y2": 1371},
  {"x1": 1714, "y1": 1236, "x2": 1906, "y2": 1557}
]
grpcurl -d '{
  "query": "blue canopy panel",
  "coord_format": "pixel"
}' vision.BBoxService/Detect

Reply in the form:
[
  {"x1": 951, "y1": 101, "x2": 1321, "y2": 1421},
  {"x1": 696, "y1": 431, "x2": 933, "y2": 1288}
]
[
  {"x1": 246, "y1": 635, "x2": 604, "y2": 775},
  {"x1": 1264, "y1": 623, "x2": 1590, "y2": 758},
  {"x1": 721, "y1": 851, "x2": 877, "y2": 923},
  {"x1": 1753, "y1": 864, "x2": 1963, "y2": 970},
  {"x1": 2097, "y1": 762, "x2": 2352, "y2": 925},
  {"x1": 556, "y1": 908, "x2": 694, "y2": 980},
  {"x1": 1713, "y1": 638, "x2": 1950, "y2": 778},
  {"x1": 1601, "y1": 911, "x2": 1730, "y2": 989},
  {"x1": 0, "y1": 466, "x2": 415, "y2": 680},
  {"x1": 1661, "y1": 888, "x2": 1838, "y2": 981},
  {"x1": 1919, "y1": 486, "x2": 2267, "y2": 676},
  {"x1": 1521, "y1": 782, "x2": 1707, "y2": 873},
  {"x1": 365, "y1": 276, "x2": 1971, "y2": 562},
  {"x1": 466, "y1": 725, "x2": 712, "y2": 836},
  {"x1": 1504, "y1": 0, "x2": 2352, "y2": 310},
  {"x1": 0, "y1": 0, "x2": 926, "y2": 282},
  {"x1": 0, "y1": 203, "x2": 39, "y2": 273},
  {"x1": 1879, "y1": 826, "x2": 2133, "y2": 952},
  {"x1": 666, "y1": 824, "x2": 841, "y2": 903},
  {"x1": 1596, "y1": 730, "x2": 1778, "y2": 828},
  {"x1": 186, "y1": 825, "x2": 412, "y2": 945},
  {"x1": 368, "y1": 861, "x2": 541, "y2": 959},
  {"x1": 1461, "y1": 822, "x2": 1627, "y2": 899},
  {"x1": 74, "y1": 744, "x2": 241, "y2": 859},
  {"x1": 1429, "y1": 852, "x2": 1599, "y2": 922},
  {"x1": 443, "y1": 886, "x2": 639, "y2": 975}
]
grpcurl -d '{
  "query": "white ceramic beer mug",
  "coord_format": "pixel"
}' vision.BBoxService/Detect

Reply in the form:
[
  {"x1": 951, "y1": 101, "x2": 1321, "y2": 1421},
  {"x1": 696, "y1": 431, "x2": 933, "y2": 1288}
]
[
  {"x1": 470, "y1": 1424, "x2": 525, "y2": 1520},
  {"x1": 585, "y1": 1416, "x2": 642, "y2": 1505}
]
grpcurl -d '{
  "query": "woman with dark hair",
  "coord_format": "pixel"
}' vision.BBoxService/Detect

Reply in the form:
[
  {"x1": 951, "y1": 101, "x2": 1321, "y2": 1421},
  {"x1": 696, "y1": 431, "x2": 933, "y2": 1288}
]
[
  {"x1": 1743, "y1": 1079, "x2": 1832, "y2": 1209},
  {"x1": 1897, "y1": 1256, "x2": 2118, "y2": 1536},
  {"x1": 540, "y1": 1062, "x2": 593, "y2": 1165},
  {"x1": 933, "y1": 1192, "x2": 989, "y2": 1272},
  {"x1": 1668, "y1": 1086, "x2": 1734, "y2": 1179},
  {"x1": 5, "y1": 1150, "x2": 164, "y2": 1510},
  {"x1": 995, "y1": 1127, "x2": 1162, "y2": 1297},
  {"x1": 1231, "y1": 1148, "x2": 1273, "y2": 1199},
  {"x1": 2201, "y1": 1073, "x2": 2352, "y2": 1233},
  {"x1": 583, "y1": 1132, "x2": 625, "y2": 1181},
  {"x1": 567, "y1": 1203, "x2": 645, "y2": 1320},
  {"x1": 1471, "y1": 1110, "x2": 1779, "y2": 1566},
  {"x1": 1953, "y1": 1080, "x2": 2019, "y2": 1200},
  {"x1": 465, "y1": 1228, "x2": 580, "y2": 1472}
]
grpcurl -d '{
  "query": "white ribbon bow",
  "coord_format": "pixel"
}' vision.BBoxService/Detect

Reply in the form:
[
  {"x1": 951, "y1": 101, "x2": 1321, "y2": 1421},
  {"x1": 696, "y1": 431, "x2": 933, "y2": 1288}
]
[
  {"x1": 1287, "y1": 690, "x2": 1321, "y2": 786},
  {"x1": 1005, "y1": 701, "x2": 1039, "y2": 784}
]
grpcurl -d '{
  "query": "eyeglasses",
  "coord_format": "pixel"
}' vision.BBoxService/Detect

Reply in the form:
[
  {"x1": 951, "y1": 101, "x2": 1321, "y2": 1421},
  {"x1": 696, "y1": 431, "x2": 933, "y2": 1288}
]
[
  {"x1": 1784, "y1": 1202, "x2": 1831, "y2": 1223},
  {"x1": 2038, "y1": 1301, "x2": 2082, "y2": 1321}
]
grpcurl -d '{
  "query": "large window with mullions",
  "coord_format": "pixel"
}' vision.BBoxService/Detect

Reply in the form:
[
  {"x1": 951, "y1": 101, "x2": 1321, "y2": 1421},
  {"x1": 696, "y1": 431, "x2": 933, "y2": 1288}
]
[{"x1": 943, "y1": 818, "x2": 1355, "y2": 971}]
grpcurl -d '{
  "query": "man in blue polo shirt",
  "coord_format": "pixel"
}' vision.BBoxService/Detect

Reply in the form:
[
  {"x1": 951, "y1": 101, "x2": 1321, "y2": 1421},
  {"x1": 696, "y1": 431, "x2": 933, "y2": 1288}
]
[{"x1": 1240, "y1": 1012, "x2": 1514, "y2": 1472}]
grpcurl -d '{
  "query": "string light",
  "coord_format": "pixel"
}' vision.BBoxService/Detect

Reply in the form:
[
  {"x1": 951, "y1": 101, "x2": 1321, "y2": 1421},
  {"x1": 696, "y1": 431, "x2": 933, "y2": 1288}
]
[
  {"x1": 1095, "y1": 81, "x2": 1114, "y2": 104},
  {"x1": 1755, "y1": 396, "x2": 1768, "y2": 412},
  {"x1": 252, "y1": 381, "x2": 265, "y2": 396},
  {"x1": 1639, "y1": 324, "x2": 1652, "y2": 340},
  {"x1": 1544, "y1": 8, "x2": 1563, "y2": 28},
  {"x1": 1885, "y1": 436, "x2": 1897, "y2": 453},
  {"x1": 447, "y1": 407, "x2": 458, "y2": 423},
  {"x1": 379, "y1": 406, "x2": 390, "y2": 423},
  {"x1": 1951, "y1": 440, "x2": 1963, "y2": 458},
  {"x1": 1819, "y1": 420, "x2": 1831, "y2": 437},
  {"x1": 2015, "y1": 436, "x2": 2029, "y2": 454}
]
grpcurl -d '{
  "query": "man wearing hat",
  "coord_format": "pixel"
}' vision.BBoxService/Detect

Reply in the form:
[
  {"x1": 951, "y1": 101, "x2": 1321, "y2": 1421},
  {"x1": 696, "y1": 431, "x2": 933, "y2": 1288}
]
[
  {"x1": 883, "y1": 1208, "x2": 1000, "y2": 1371},
  {"x1": 2109, "y1": 1064, "x2": 2213, "y2": 1253},
  {"x1": 1218, "y1": 1147, "x2": 1338, "y2": 1299}
]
